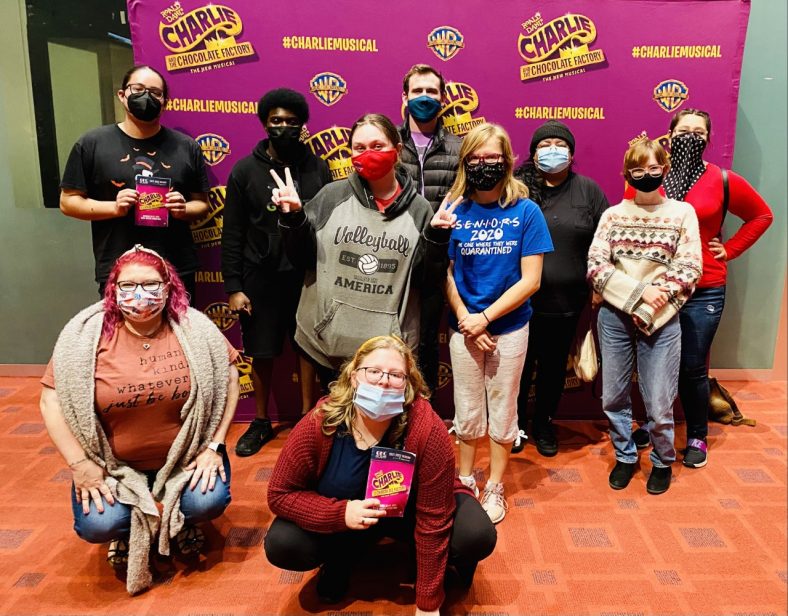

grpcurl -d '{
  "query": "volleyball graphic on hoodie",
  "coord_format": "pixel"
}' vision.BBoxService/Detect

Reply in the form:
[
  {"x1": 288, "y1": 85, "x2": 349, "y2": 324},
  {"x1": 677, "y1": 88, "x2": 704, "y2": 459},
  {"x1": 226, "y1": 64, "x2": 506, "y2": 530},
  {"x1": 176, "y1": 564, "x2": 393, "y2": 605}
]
[{"x1": 358, "y1": 253, "x2": 379, "y2": 275}]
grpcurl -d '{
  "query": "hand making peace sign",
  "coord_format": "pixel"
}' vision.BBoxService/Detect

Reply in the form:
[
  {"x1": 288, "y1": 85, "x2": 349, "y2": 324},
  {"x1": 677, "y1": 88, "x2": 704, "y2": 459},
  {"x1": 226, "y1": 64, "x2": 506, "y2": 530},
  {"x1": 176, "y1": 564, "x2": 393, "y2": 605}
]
[
  {"x1": 430, "y1": 193, "x2": 463, "y2": 229},
  {"x1": 270, "y1": 167, "x2": 302, "y2": 213}
]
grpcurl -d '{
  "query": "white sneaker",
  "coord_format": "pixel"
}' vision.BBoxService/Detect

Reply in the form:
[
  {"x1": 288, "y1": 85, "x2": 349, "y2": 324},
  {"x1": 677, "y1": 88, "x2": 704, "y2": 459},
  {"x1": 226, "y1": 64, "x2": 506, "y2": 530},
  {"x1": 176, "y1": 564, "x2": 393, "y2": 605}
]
[
  {"x1": 458, "y1": 474, "x2": 479, "y2": 498},
  {"x1": 511, "y1": 429, "x2": 528, "y2": 453},
  {"x1": 480, "y1": 482, "x2": 508, "y2": 524}
]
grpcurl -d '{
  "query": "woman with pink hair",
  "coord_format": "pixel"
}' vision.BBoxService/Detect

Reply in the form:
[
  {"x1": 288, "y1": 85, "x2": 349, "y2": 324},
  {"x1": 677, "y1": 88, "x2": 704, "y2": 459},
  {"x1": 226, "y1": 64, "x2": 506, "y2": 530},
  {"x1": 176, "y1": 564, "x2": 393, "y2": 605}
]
[{"x1": 39, "y1": 245, "x2": 239, "y2": 594}]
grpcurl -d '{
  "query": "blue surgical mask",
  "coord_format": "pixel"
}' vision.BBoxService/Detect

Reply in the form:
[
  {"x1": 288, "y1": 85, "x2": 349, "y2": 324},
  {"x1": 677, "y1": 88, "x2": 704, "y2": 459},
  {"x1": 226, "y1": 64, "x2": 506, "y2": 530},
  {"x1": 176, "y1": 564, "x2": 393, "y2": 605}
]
[
  {"x1": 353, "y1": 382, "x2": 406, "y2": 422},
  {"x1": 407, "y1": 95, "x2": 442, "y2": 123},
  {"x1": 535, "y1": 145, "x2": 571, "y2": 173}
]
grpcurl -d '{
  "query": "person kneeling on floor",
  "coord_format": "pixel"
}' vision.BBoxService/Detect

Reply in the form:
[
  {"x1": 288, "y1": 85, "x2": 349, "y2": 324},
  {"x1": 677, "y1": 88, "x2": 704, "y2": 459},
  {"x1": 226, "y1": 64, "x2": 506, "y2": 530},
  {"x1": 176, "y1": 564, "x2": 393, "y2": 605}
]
[
  {"x1": 264, "y1": 335, "x2": 497, "y2": 615},
  {"x1": 39, "y1": 245, "x2": 239, "y2": 594}
]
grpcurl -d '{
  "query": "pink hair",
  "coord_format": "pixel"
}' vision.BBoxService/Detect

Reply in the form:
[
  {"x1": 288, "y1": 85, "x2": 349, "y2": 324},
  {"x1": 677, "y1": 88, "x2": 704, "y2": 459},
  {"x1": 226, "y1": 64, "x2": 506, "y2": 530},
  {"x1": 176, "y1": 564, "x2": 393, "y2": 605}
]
[{"x1": 101, "y1": 249, "x2": 190, "y2": 340}]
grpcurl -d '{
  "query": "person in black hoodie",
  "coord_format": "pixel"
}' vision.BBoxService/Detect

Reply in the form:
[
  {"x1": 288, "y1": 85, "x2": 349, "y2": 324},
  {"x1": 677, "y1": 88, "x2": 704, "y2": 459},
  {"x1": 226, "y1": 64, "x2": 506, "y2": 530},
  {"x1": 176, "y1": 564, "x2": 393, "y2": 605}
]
[{"x1": 222, "y1": 88, "x2": 331, "y2": 457}]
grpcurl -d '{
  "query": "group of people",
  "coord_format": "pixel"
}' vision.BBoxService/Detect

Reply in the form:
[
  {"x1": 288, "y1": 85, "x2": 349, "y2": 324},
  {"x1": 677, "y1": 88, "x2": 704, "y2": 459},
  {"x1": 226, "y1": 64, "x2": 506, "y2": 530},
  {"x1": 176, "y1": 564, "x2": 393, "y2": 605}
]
[{"x1": 39, "y1": 61, "x2": 772, "y2": 613}]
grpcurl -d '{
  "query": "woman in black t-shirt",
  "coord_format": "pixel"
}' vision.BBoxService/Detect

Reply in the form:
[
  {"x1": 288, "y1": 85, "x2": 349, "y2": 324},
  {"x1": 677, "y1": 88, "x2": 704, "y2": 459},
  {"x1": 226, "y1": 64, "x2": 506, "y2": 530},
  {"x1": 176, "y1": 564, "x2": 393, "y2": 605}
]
[
  {"x1": 512, "y1": 120, "x2": 609, "y2": 457},
  {"x1": 60, "y1": 65, "x2": 210, "y2": 300}
]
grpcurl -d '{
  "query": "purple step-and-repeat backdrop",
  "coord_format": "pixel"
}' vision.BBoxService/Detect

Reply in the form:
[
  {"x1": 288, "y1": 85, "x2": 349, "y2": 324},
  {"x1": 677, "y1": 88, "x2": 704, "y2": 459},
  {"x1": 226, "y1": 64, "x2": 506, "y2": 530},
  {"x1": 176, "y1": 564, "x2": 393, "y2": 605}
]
[{"x1": 128, "y1": 0, "x2": 750, "y2": 421}]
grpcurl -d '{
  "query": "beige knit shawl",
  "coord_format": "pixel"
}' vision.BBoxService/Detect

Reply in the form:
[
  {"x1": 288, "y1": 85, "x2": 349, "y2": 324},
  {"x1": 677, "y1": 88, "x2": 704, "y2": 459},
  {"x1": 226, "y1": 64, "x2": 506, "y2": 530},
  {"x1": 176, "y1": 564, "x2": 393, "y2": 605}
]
[{"x1": 52, "y1": 302, "x2": 230, "y2": 594}]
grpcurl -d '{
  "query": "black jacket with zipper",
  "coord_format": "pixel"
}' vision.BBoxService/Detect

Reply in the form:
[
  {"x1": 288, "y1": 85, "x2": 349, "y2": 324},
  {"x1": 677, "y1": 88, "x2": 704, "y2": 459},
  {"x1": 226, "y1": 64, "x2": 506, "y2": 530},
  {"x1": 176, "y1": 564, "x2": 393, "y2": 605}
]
[{"x1": 221, "y1": 139, "x2": 331, "y2": 294}]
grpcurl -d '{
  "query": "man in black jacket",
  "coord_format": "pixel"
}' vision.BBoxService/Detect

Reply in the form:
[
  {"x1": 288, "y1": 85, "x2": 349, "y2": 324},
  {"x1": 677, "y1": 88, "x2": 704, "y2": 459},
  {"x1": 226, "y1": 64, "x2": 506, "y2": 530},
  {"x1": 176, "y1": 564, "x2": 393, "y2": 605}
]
[
  {"x1": 398, "y1": 64, "x2": 461, "y2": 397},
  {"x1": 222, "y1": 88, "x2": 331, "y2": 456}
]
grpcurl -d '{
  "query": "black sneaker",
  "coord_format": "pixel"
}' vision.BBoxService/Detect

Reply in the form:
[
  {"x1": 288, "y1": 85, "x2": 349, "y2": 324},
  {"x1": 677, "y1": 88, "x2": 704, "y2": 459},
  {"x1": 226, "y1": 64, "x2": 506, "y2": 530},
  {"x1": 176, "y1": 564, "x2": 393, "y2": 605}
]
[
  {"x1": 608, "y1": 461, "x2": 636, "y2": 490},
  {"x1": 682, "y1": 439, "x2": 708, "y2": 468},
  {"x1": 632, "y1": 427, "x2": 650, "y2": 449},
  {"x1": 646, "y1": 465, "x2": 672, "y2": 495},
  {"x1": 235, "y1": 418, "x2": 273, "y2": 457},
  {"x1": 511, "y1": 429, "x2": 527, "y2": 454},
  {"x1": 316, "y1": 561, "x2": 350, "y2": 603},
  {"x1": 533, "y1": 423, "x2": 558, "y2": 457}
]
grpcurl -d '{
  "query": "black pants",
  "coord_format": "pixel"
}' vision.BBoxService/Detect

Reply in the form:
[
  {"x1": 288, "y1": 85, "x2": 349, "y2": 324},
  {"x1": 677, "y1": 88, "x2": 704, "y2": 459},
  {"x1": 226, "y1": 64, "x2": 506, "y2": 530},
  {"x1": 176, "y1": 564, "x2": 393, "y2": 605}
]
[
  {"x1": 98, "y1": 272, "x2": 197, "y2": 307},
  {"x1": 418, "y1": 292, "x2": 445, "y2": 395},
  {"x1": 264, "y1": 492, "x2": 496, "y2": 586},
  {"x1": 516, "y1": 312, "x2": 580, "y2": 433}
]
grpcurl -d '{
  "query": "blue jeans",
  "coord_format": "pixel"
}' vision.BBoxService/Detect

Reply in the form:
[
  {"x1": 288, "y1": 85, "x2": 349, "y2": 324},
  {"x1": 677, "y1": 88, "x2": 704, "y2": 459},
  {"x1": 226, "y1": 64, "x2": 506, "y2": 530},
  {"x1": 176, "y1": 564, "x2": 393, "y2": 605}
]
[
  {"x1": 598, "y1": 305, "x2": 681, "y2": 467},
  {"x1": 71, "y1": 454, "x2": 232, "y2": 544},
  {"x1": 678, "y1": 286, "x2": 726, "y2": 442}
]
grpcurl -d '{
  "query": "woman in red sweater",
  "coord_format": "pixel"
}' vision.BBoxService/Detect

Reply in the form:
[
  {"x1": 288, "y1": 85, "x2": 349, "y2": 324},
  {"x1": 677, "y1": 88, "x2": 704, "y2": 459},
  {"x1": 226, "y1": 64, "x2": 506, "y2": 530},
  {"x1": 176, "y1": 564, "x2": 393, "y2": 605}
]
[
  {"x1": 663, "y1": 109, "x2": 773, "y2": 468},
  {"x1": 265, "y1": 335, "x2": 496, "y2": 615}
]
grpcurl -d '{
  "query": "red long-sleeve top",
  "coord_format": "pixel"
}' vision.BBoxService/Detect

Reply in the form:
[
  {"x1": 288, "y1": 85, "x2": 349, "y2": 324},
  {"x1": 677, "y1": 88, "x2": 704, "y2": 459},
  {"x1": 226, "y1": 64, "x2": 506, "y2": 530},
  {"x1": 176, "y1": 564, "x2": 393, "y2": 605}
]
[
  {"x1": 267, "y1": 397, "x2": 463, "y2": 612},
  {"x1": 623, "y1": 163, "x2": 773, "y2": 287},
  {"x1": 683, "y1": 163, "x2": 773, "y2": 287}
]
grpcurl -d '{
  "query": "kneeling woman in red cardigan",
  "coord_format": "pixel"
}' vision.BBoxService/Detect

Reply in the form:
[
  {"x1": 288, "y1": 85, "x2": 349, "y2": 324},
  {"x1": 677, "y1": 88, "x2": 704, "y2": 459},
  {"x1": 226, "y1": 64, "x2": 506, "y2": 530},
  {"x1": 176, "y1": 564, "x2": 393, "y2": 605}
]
[{"x1": 265, "y1": 335, "x2": 496, "y2": 615}]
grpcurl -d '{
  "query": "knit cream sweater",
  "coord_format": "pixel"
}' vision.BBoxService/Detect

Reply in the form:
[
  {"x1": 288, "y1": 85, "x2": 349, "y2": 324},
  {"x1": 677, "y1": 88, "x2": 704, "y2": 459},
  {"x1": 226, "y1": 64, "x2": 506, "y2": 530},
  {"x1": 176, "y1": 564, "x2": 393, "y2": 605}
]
[
  {"x1": 51, "y1": 302, "x2": 230, "y2": 594},
  {"x1": 587, "y1": 198, "x2": 702, "y2": 334}
]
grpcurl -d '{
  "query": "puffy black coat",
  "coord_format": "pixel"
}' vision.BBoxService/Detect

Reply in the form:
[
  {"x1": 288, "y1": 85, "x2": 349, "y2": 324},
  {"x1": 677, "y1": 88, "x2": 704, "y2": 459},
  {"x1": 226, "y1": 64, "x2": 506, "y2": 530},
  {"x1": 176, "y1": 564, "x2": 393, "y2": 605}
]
[{"x1": 399, "y1": 121, "x2": 461, "y2": 212}]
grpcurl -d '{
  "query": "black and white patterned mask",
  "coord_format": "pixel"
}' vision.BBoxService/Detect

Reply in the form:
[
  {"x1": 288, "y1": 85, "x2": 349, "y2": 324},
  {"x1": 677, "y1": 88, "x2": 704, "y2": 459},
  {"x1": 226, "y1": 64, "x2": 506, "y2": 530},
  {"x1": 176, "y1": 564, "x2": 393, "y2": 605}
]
[{"x1": 664, "y1": 132, "x2": 707, "y2": 200}]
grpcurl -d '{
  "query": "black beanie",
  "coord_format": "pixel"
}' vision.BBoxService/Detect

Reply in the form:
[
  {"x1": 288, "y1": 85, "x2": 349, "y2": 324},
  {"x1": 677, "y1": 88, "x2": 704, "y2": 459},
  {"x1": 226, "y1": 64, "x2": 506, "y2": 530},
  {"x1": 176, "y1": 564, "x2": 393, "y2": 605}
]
[{"x1": 529, "y1": 120, "x2": 575, "y2": 156}]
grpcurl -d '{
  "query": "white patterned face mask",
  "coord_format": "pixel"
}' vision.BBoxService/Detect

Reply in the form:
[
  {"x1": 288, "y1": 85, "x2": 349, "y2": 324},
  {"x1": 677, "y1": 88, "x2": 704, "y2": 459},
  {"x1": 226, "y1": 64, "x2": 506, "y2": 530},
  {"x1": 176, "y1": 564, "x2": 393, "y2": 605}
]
[{"x1": 116, "y1": 283, "x2": 167, "y2": 322}]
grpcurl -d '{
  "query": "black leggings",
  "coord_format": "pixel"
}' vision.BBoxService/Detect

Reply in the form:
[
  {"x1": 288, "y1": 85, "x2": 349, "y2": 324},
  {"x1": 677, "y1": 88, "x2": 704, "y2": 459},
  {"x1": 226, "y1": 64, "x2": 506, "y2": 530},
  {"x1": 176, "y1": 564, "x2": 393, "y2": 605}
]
[
  {"x1": 517, "y1": 312, "x2": 580, "y2": 431},
  {"x1": 264, "y1": 492, "x2": 496, "y2": 585}
]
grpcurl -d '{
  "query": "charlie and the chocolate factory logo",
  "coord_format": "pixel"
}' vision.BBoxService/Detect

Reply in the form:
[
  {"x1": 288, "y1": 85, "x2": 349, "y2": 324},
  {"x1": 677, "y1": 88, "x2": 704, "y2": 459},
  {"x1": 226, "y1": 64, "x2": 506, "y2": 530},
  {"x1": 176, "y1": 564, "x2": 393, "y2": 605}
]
[
  {"x1": 518, "y1": 12, "x2": 606, "y2": 82},
  {"x1": 159, "y1": 2, "x2": 256, "y2": 72}
]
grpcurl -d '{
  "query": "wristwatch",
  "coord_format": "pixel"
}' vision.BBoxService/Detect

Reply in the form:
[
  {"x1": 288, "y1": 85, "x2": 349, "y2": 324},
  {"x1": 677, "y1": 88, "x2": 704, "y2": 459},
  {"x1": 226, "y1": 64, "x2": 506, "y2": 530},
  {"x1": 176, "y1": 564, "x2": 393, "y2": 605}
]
[{"x1": 207, "y1": 442, "x2": 227, "y2": 455}]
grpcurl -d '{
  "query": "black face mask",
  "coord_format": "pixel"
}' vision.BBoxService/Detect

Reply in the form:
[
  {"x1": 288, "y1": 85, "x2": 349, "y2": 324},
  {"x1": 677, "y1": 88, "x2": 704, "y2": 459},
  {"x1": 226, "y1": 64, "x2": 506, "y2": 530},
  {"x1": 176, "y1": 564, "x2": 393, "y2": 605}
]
[
  {"x1": 628, "y1": 172, "x2": 664, "y2": 193},
  {"x1": 267, "y1": 125, "x2": 304, "y2": 162},
  {"x1": 126, "y1": 91, "x2": 162, "y2": 122},
  {"x1": 465, "y1": 161, "x2": 506, "y2": 192}
]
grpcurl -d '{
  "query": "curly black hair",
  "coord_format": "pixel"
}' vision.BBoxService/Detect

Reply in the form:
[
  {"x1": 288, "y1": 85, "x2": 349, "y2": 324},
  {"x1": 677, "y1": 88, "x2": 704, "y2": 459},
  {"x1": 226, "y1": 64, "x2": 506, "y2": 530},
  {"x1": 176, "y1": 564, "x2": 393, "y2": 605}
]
[
  {"x1": 257, "y1": 88, "x2": 309, "y2": 125},
  {"x1": 513, "y1": 161, "x2": 544, "y2": 206}
]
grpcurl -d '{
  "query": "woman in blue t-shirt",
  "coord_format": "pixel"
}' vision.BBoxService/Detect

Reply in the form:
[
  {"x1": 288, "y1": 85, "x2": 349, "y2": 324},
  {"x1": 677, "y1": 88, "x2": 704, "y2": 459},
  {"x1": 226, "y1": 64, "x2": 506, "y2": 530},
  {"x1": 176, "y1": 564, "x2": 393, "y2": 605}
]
[{"x1": 445, "y1": 123, "x2": 553, "y2": 524}]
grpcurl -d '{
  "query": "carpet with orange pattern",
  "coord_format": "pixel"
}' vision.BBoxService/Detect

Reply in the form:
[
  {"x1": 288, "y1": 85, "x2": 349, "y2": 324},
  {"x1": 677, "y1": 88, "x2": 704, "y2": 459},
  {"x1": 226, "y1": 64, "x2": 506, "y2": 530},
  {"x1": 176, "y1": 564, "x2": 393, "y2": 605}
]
[{"x1": 0, "y1": 377, "x2": 785, "y2": 616}]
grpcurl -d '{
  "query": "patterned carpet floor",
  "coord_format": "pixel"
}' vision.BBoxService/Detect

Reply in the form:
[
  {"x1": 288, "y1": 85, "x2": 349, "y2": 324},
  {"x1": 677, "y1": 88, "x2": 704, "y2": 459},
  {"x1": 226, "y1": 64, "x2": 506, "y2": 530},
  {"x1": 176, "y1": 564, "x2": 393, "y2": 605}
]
[{"x1": 0, "y1": 377, "x2": 785, "y2": 616}]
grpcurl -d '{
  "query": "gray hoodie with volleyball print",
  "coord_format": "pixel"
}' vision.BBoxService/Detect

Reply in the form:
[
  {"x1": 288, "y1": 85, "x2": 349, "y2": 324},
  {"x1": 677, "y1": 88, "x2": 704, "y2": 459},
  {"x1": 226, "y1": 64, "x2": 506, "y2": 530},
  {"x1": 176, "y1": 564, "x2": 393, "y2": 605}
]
[{"x1": 278, "y1": 169, "x2": 450, "y2": 369}]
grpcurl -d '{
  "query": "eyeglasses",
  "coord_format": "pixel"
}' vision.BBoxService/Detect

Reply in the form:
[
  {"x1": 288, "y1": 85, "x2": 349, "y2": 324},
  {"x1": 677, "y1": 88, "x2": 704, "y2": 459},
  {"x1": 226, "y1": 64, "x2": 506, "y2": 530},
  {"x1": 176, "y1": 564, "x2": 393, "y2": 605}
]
[
  {"x1": 629, "y1": 165, "x2": 664, "y2": 180},
  {"x1": 117, "y1": 281, "x2": 166, "y2": 293},
  {"x1": 356, "y1": 366, "x2": 407, "y2": 388},
  {"x1": 126, "y1": 83, "x2": 165, "y2": 100},
  {"x1": 466, "y1": 154, "x2": 504, "y2": 167}
]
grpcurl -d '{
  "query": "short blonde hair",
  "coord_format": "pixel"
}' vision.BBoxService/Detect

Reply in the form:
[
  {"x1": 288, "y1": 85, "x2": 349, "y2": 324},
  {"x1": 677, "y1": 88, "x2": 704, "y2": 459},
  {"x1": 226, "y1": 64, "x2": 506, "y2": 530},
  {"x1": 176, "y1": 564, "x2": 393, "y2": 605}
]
[
  {"x1": 449, "y1": 123, "x2": 529, "y2": 207},
  {"x1": 318, "y1": 336, "x2": 430, "y2": 446},
  {"x1": 622, "y1": 138, "x2": 670, "y2": 177}
]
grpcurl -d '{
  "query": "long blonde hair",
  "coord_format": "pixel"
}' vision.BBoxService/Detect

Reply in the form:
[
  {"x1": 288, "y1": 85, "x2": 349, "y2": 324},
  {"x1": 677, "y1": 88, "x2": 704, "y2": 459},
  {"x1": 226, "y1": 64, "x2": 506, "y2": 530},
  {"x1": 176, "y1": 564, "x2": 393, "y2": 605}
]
[
  {"x1": 319, "y1": 336, "x2": 430, "y2": 446},
  {"x1": 449, "y1": 123, "x2": 529, "y2": 207}
]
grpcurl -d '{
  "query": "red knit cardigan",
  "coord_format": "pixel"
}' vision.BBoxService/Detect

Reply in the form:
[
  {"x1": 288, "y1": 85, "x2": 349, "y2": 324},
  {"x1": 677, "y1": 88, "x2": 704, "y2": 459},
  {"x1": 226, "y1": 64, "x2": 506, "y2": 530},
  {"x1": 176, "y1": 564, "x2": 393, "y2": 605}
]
[{"x1": 267, "y1": 396, "x2": 462, "y2": 611}]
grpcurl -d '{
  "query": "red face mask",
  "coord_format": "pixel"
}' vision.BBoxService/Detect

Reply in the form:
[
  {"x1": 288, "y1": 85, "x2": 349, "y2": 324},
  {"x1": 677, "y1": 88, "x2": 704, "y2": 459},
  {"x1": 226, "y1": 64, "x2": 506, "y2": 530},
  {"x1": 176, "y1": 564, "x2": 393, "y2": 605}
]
[{"x1": 351, "y1": 149, "x2": 398, "y2": 181}]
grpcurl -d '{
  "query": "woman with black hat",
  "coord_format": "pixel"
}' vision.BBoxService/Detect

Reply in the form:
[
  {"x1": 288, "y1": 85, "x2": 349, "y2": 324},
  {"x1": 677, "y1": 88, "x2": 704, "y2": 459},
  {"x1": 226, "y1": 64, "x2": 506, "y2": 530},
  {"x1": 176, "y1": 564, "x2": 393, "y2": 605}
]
[{"x1": 512, "y1": 120, "x2": 609, "y2": 456}]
